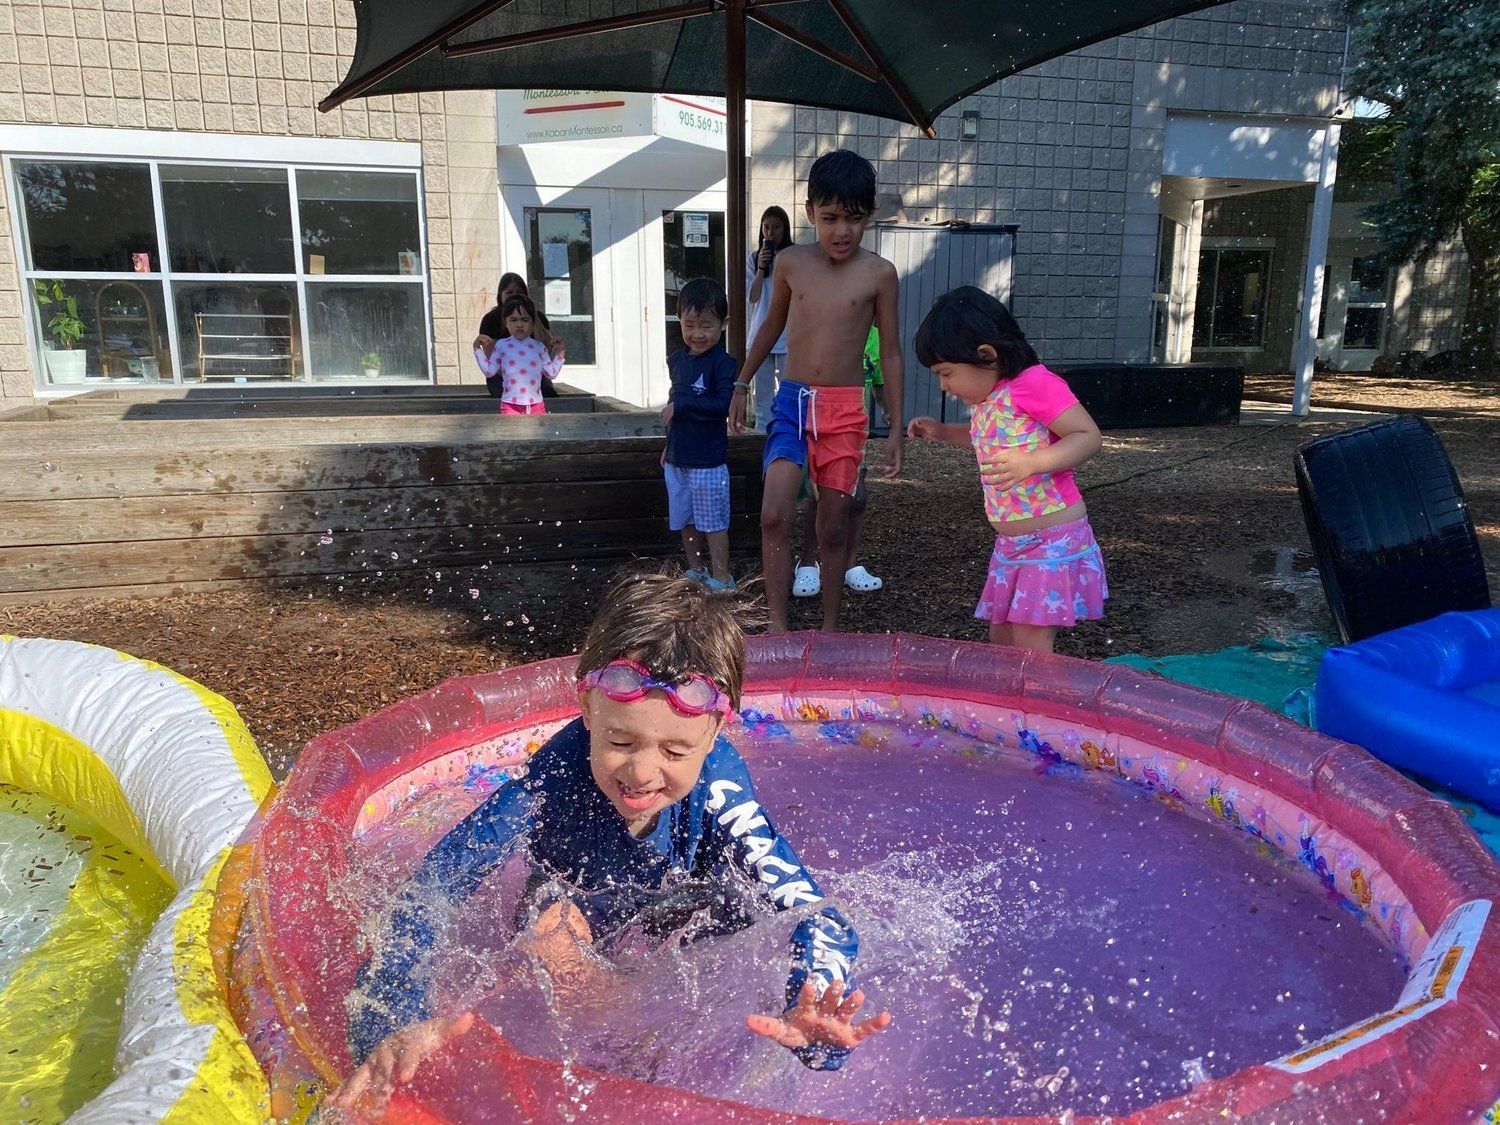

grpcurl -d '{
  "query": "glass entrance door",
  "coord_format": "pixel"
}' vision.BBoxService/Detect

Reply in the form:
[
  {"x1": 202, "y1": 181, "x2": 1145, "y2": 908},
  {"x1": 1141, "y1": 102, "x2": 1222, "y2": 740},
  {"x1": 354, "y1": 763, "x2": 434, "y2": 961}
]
[
  {"x1": 501, "y1": 186, "x2": 615, "y2": 395},
  {"x1": 642, "y1": 190, "x2": 727, "y2": 405},
  {"x1": 660, "y1": 208, "x2": 725, "y2": 356}
]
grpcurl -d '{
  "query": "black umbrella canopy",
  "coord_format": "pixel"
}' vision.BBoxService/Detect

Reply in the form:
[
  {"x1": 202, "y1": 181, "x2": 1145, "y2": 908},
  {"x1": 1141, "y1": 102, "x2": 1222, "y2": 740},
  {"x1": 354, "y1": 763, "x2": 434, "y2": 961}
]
[
  {"x1": 322, "y1": 0, "x2": 1230, "y2": 359},
  {"x1": 324, "y1": 0, "x2": 1225, "y2": 129}
]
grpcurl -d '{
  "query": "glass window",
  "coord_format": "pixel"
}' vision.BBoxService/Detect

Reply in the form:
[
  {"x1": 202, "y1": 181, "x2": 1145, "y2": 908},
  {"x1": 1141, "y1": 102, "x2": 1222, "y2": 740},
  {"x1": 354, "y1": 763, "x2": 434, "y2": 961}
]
[
  {"x1": 661, "y1": 209, "x2": 726, "y2": 357},
  {"x1": 1348, "y1": 256, "x2": 1388, "y2": 305},
  {"x1": 1343, "y1": 305, "x2": 1385, "y2": 349},
  {"x1": 29, "y1": 277, "x2": 171, "y2": 385},
  {"x1": 15, "y1": 161, "x2": 158, "y2": 272},
  {"x1": 161, "y1": 164, "x2": 293, "y2": 274},
  {"x1": 1341, "y1": 255, "x2": 1389, "y2": 351},
  {"x1": 173, "y1": 282, "x2": 300, "y2": 382},
  {"x1": 298, "y1": 170, "x2": 422, "y2": 276},
  {"x1": 1155, "y1": 216, "x2": 1180, "y2": 295},
  {"x1": 11, "y1": 158, "x2": 428, "y2": 388},
  {"x1": 307, "y1": 283, "x2": 427, "y2": 379},
  {"x1": 1193, "y1": 246, "x2": 1272, "y2": 349},
  {"x1": 525, "y1": 207, "x2": 596, "y2": 365}
]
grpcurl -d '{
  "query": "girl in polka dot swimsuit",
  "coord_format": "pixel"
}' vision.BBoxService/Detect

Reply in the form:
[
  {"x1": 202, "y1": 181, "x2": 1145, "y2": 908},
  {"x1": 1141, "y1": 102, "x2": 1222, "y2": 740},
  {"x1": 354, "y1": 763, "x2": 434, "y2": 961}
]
[
  {"x1": 474, "y1": 294, "x2": 565, "y2": 414},
  {"x1": 907, "y1": 286, "x2": 1108, "y2": 654}
]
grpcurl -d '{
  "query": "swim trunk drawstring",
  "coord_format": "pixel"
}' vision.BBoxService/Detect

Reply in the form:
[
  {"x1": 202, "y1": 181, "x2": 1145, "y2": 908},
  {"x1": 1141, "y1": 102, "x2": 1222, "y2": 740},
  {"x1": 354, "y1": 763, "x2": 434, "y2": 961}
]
[{"x1": 797, "y1": 386, "x2": 819, "y2": 441}]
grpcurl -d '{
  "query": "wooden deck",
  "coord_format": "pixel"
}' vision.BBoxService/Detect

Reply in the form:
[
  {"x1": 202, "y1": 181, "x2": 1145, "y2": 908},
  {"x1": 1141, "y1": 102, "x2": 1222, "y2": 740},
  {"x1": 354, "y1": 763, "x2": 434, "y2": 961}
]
[{"x1": 0, "y1": 389, "x2": 764, "y2": 603}]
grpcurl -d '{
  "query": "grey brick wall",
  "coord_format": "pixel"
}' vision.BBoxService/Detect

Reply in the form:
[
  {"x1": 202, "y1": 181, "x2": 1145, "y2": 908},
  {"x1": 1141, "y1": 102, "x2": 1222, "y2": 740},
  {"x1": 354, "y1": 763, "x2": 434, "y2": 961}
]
[{"x1": 750, "y1": 0, "x2": 1347, "y2": 367}]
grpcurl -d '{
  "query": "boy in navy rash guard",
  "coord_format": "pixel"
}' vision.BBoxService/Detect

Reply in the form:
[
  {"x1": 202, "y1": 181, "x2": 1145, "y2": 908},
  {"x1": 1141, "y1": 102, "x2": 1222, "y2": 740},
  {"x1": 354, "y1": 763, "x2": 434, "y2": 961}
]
[
  {"x1": 662, "y1": 277, "x2": 739, "y2": 590},
  {"x1": 330, "y1": 574, "x2": 891, "y2": 1116}
]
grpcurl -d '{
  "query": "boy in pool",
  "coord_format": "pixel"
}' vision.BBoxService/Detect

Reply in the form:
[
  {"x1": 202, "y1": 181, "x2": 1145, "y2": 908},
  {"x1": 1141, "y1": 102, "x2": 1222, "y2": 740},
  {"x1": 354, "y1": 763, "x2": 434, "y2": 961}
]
[{"x1": 331, "y1": 573, "x2": 891, "y2": 1115}]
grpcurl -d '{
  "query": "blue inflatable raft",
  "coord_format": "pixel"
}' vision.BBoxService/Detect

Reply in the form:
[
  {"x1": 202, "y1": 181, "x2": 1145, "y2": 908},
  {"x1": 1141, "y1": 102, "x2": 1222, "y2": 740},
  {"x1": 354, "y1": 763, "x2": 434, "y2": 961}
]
[{"x1": 1317, "y1": 609, "x2": 1500, "y2": 811}]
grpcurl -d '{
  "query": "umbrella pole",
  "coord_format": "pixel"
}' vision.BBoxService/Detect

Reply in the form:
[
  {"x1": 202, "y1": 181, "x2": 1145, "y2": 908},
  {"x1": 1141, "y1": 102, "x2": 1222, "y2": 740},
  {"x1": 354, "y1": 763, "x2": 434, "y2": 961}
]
[{"x1": 725, "y1": 0, "x2": 747, "y2": 362}]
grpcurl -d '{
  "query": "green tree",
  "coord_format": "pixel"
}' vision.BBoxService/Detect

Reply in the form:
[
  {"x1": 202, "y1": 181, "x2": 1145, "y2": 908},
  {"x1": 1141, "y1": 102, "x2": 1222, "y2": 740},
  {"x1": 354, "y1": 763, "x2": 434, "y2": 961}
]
[{"x1": 1345, "y1": 0, "x2": 1500, "y2": 377}]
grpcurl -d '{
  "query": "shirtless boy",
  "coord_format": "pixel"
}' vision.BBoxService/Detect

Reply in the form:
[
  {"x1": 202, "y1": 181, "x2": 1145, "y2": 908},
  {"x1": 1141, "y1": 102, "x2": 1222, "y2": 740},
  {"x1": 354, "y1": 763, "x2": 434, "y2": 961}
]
[{"x1": 729, "y1": 150, "x2": 904, "y2": 632}]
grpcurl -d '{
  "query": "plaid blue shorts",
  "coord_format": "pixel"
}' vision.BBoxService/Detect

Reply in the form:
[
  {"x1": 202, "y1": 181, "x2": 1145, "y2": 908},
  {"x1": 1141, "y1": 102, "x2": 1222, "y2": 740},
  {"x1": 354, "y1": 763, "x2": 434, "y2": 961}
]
[{"x1": 664, "y1": 463, "x2": 731, "y2": 533}]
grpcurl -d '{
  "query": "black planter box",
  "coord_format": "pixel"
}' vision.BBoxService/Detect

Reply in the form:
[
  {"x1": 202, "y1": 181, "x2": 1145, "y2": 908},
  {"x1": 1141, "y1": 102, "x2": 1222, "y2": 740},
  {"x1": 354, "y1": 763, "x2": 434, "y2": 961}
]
[{"x1": 1055, "y1": 363, "x2": 1243, "y2": 429}]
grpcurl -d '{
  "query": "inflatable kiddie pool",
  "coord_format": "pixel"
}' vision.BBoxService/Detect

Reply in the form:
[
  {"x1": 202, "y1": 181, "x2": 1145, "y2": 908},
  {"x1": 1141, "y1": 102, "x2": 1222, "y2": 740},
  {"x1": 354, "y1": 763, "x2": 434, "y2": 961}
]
[
  {"x1": 0, "y1": 636, "x2": 272, "y2": 1123},
  {"x1": 235, "y1": 634, "x2": 1500, "y2": 1122}
]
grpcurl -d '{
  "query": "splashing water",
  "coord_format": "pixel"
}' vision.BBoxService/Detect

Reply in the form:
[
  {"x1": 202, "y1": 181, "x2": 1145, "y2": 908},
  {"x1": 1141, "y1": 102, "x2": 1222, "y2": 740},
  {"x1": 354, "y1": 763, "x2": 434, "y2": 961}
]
[{"x1": 340, "y1": 720, "x2": 1405, "y2": 1118}]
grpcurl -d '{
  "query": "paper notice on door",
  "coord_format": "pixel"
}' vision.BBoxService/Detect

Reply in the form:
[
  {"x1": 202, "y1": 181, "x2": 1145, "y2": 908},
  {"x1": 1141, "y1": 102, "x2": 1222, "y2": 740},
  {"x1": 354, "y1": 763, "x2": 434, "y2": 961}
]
[
  {"x1": 544, "y1": 279, "x2": 572, "y2": 317},
  {"x1": 542, "y1": 242, "x2": 570, "y2": 278},
  {"x1": 683, "y1": 213, "x2": 710, "y2": 248}
]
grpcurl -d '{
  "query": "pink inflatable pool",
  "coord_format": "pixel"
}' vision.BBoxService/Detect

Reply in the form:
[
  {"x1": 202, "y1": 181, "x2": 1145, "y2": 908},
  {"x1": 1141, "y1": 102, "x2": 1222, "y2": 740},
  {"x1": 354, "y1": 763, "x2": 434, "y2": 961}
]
[{"x1": 230, "y1": 634, "x2": 1500, "y2": 1122}]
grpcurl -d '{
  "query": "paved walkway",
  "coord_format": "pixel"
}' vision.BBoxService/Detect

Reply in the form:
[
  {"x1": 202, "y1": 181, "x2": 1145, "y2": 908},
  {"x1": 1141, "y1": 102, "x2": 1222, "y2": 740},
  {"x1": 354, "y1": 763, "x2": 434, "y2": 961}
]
[{"x1": 1238, "y1": 400, "x2": 1391, "y2": 427}]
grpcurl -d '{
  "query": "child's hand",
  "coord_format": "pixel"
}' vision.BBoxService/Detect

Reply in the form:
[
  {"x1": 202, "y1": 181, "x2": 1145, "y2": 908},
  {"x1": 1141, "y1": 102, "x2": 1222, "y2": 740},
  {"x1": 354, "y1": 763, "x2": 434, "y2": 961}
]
[
  {"x1": 729, "y1": 390, "x2": 748, "y2": 435},
  {"x1": 326, "y1": 1011, "x2": 476, "y2": 1117},
  {"x1": 906, "y1": 416, "x2": 940, "y2": 441},
  {"x1": 746, "y1": 979, "x2": 891, "y2": 1055},
  {"x1": 550, "y1": 337, "x2": 565, "y2": 359},
  {"x1": 881, "y1": 432, "x2": 903, "y2": 478},
  {"x1": 982, "y1": 447, "x2": 1039, "y2": 490},
  {"x1": 660, "y1": 402, "x2": 674, "y2": 427},
  {"x1": 472, "y1": 334, "x2": 494, "y2": 353}
]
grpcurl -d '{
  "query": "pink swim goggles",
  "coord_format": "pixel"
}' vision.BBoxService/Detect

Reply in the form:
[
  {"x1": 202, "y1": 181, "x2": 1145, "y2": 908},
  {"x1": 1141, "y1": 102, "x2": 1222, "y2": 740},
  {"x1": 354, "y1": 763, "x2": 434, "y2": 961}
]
[{"x1": 578, "y1": 659, "x2": 733, "y2": 718}]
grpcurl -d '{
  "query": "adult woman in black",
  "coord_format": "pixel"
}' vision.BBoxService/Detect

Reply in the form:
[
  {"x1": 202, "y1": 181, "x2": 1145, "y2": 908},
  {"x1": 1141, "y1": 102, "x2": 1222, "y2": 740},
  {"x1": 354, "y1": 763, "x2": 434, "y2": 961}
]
[{"x1": 475, "y1": 273, "x2": 559, "y2": 397}]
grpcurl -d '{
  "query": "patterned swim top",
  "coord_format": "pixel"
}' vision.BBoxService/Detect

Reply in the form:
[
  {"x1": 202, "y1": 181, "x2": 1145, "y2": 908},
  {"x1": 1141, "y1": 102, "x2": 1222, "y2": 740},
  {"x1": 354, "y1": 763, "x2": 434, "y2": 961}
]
[{"x1": 969, "y1": 364, "x2": 1085, "y2": 528}]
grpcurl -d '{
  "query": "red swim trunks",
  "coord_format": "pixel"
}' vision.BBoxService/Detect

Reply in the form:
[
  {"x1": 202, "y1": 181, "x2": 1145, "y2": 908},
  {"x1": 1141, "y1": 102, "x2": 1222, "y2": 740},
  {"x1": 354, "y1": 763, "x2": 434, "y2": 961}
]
[{"x1": 763, "y1": 380, "x2": 868, "y2": 496}]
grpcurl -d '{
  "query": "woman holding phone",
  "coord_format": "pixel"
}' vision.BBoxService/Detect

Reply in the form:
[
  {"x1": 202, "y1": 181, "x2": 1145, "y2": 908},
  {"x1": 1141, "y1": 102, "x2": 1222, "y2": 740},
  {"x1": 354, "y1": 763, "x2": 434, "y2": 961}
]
[{"x1": 745, "y1": 206, "x2": 793, "y2": 430}]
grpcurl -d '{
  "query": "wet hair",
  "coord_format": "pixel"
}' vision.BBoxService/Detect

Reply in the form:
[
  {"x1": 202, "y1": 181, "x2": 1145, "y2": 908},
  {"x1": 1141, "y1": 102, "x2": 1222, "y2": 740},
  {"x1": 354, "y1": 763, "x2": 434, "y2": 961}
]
[
  {"x1": 807, "y1": 149, "x2": 877, "y2": 216},
  {"x1": 577, "y1": 571, "x2": 749, "y2": 709},
  {"x1": 758, "y1": 205, "x2": 793, "y2": 250},
  {"x1": 677, "y1": 277, "x2": 729, "y2": 321},
  {"x1": 501, "y1": 294, "x2": 537, "y2": 323},
  {"x1": 496, "y1": 272, "x2": 528, "y2": 304},
  {"x1": 914, "y1": 285, "x2": 1040, "y2": 379}
]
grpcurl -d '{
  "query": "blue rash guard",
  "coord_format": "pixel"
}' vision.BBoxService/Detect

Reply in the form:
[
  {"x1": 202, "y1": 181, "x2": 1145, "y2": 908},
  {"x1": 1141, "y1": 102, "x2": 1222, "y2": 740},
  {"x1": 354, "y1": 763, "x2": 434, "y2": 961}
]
[{"x1": 349, "y1": 718, "x2": 860, "y2": 1070}]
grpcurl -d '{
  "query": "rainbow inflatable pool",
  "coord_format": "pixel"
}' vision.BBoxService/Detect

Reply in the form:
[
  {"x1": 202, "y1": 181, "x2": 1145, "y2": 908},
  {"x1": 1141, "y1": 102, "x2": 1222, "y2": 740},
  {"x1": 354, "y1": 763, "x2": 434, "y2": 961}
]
[{"x1": 234, "y1": 634, "x2": 1500, "y2": 1122}]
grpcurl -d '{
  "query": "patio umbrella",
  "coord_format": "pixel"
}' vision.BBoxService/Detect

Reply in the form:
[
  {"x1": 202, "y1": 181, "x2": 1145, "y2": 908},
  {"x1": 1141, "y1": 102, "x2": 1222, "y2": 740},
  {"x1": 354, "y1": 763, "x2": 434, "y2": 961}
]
[{"x1": 321, "y1": 0, "x2": 1229, "y2": 357}]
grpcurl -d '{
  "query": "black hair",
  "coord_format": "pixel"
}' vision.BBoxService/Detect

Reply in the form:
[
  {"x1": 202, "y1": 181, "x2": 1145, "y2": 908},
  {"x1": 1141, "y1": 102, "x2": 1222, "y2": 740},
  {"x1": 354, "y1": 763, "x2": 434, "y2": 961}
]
[
  {"x1": 807, "y1": 149, "x2": 877, "y2": 216},
  {"x1": 913, "y1": 286, "x2": 1040, "y2": 378},
  {"x1": 501, "y1": 294, "x2": 537, "y2": 322},
  {"x1": 677, "y1": 277, "x2": 729, "y2": 321},
  {"x1": 758, "y1": 205, "x2": 793, "y2": 251},
  {"x1": 496, "y1": 272, "x2": 528, "y2": 304}
]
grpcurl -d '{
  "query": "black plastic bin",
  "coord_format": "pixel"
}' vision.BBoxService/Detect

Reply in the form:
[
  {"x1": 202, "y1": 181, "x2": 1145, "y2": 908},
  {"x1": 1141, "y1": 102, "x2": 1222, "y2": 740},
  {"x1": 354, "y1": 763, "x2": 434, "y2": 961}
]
[{"x1": 1055, "y1": 362, "x2": 1242, "y2": 428}]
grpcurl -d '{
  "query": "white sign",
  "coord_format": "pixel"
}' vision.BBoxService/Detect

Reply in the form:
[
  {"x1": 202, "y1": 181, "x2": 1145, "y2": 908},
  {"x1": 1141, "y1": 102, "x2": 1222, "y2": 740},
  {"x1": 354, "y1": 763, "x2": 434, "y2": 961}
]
[
  {"x1": 542, "y1": 242, "x2": 570, "y2": 278},
  {"x1": 654, "y1": 94, "x2": 728, "y2": 150},
  {"x1": 496, "y1": 89, "x2": 728, "y2": 152},
  {"x1": 496, "y1": 89, "x2": 653, "y2": 145},
  {"x1": 544, "y1": 279, "x2": 572, "y2": 317},
  {"x1": 683, "y1": 213, "x2": 710, "y2": 248}
]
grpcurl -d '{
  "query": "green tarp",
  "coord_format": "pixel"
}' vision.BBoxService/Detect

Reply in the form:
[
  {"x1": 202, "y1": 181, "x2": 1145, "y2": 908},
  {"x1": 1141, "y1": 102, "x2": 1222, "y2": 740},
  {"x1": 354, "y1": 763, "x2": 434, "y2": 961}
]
[{"x1": 1107, "y1": 637, "x2": 1500, "y2": 856}]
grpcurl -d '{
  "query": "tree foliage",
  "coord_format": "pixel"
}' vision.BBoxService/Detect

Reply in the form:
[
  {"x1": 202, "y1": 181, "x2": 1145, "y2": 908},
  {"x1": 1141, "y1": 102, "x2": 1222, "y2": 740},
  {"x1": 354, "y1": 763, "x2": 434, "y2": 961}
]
[{"x1": 1345, "y1": 0, "x2": 1500, "y2": 375}]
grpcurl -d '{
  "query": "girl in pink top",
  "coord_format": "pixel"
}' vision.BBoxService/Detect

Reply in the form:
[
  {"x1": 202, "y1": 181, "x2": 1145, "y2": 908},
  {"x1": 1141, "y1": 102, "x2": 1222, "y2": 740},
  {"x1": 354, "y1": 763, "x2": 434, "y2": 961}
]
[
  {"x1": 907, "y1": 286, "x2": 1107, "y2": 653},
  {"x1": 474, "y1": 295, "x2": 564, "y2": 414}
]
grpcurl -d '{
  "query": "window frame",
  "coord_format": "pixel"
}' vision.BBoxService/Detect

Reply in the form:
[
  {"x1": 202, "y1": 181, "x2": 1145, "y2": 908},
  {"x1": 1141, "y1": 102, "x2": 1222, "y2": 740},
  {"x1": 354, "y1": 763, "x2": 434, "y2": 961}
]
[{"x1": 5, "y1": 150, "x2": 433, "y2": 391}]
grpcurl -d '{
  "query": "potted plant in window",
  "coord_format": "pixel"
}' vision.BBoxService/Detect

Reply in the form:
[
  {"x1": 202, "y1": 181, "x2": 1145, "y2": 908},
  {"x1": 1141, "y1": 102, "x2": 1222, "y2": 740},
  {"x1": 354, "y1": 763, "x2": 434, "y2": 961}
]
[
  {"x1": 360, "y1": 351, "x2": 383, "y2": 378},
  {"x1": 33, "y1": 279, "x2": 88, "y2": 384}
]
